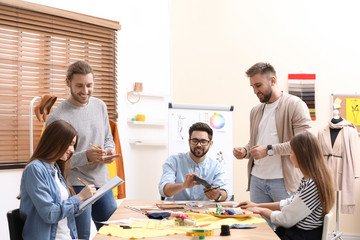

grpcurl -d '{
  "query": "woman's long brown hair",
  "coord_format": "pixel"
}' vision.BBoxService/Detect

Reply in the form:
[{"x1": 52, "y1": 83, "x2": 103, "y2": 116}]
[
  {"x1": 19, "y1": 120, "x2": 78, "y2": 198},
  {"x1": 290, "y1": 132, "x2": 335, "y2": 214}
]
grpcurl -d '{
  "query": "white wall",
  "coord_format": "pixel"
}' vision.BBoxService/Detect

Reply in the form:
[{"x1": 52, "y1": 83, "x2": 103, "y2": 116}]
[
  {"x1": 171, "y1": 0, "x2": 360, "y2": 235},
  {"x1": 0, "y1": 1, "x2": 171, "y2": 239},
  {"x1": 3, "y1": 0, "x2": 360, "y2": 238}
]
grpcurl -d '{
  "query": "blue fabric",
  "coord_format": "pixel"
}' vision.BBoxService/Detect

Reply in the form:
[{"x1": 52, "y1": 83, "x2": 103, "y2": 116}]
[
  {"x1": 250, "y1": 175, "x2": 291, "y2": 230},
  {"x1": 159, "y1": 152, "x2": 228, "y2": 201},
  {"x1": 20, "y1": 160, "x2": 81, "y2": 240},
  {"x1": 73, "y1": 185, "x2": 117, "y2": 239},
  {"x1": 230, "y1": 224, "x2": 256, "y2": 229}
]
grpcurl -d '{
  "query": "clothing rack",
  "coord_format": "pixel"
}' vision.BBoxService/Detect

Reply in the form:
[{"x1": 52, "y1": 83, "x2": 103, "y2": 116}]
[
  {"x1": 331, "y1": 191, "x2": 343, "y2": 240},
  {"x1": 328, "y1": 110, "x2": 343, "y2": 240},
  {"x1": 29, "y1": 96, "x2": 65, "y2": 156},
  {"x1": 324, "y1": 154, "x2": 343, "y2": 239}
]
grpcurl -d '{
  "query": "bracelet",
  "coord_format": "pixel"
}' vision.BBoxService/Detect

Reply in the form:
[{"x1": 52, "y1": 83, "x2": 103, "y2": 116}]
[
  {"x1": 243, "y1": 147, "x2": 248, "y2": 157},
  {"x1": 215, "y1": 192, "x2": 222, "y2": 202}
]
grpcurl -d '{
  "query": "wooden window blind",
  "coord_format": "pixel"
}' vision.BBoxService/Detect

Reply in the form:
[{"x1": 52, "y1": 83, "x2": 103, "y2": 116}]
[{"x1": 0, "y1": 0, "x2": 121, "y2": 168}]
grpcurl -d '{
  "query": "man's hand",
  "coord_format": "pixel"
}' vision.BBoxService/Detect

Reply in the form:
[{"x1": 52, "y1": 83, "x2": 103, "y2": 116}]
[
  {"x1": 102, "y1": 149, "x2": 116, "y2": 164},
  {"x1": 249, "y1": 145, "x2": 267, "y2": 160},
  {"x1": 163, "y1": 173, "x2": 199, "y2": 197},
  {"x1": 204, "y1": 187, "x2": 221, "y2": 200},
  {"x1": 182, "y1": 173, "x2": 200, "y2": 189},
  {"x1": 86, "y1": 146, "x2": 106, "y2": 164},
  {"x1": 233, "y1": 147, "x2": 247, "y2": 159},
  {"x1": 235, "y1": 200, "x2": 258, "y2": 209}
]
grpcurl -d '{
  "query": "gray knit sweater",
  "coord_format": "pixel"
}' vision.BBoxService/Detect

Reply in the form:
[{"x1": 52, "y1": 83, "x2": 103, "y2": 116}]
[{"x1": 46, "y1": 97, "x2": 115, "y2": 187}]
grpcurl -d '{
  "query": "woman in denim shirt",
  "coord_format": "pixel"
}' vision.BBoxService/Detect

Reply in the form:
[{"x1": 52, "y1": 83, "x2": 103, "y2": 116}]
[{"x1": 20, "y1": 120, "x2": 96, "y2": 240}]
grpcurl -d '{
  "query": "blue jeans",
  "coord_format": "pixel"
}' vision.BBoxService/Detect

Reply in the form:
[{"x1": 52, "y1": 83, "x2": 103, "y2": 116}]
[
  {"x1": 250, "y1": 175, "x2": 291, "y2": 230},
  {"x1": 73, "y1": 186, "x2": 117, "y2": 240}
]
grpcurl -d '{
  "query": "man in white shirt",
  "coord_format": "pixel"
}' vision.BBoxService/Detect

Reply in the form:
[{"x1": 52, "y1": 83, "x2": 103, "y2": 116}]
[{"x1": 233, "y1": 62, "x2": 312, "y2": 227}]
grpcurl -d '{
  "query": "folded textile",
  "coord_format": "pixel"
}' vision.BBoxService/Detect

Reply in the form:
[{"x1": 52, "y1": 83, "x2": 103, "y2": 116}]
[{"x1": 230, "y1": 224, "x2": 256, "y2": 229}]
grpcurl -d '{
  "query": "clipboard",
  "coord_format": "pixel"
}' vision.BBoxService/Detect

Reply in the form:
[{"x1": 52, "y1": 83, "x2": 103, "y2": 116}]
[{"x1": 79, "y1": 176, "x2": 124, "y2": 211}]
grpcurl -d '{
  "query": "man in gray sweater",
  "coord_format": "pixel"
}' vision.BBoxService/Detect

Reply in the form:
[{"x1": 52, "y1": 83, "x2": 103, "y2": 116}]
[{"x1": 46, "y1": 61, "x2": 117, "y2": 240}]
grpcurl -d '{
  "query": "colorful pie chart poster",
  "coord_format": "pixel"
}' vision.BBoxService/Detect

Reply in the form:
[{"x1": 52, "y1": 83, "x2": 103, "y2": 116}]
[{"x1": 200, "y1": 111, "x2": 227, "y2": 132}]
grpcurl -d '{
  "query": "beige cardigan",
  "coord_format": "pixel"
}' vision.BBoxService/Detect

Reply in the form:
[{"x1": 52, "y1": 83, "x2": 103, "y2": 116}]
[
  {"x1": 244, "y1": 92, "x2": 312, "y2": 193},
  {"x1": 318, "y1": 120, "x2": 360, "y2": 214}
]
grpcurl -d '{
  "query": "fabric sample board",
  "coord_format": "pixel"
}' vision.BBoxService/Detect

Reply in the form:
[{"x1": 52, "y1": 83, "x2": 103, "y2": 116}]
[{"x1": 288, "y1": 74, "x2": 316, "y2": 120}]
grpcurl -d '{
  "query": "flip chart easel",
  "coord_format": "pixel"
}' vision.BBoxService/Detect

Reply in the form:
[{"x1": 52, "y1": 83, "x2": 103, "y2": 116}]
[{"x1": 168, "y1": 103, "x2": 234, "y2": 199}]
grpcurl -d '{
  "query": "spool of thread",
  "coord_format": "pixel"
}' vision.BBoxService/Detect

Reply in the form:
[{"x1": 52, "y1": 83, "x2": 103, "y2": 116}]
[
  {"x1": 226, "y1": 209, "x2": 235, "y2": 215},
  {"x1": 220, "y1": 225, "x2": 230, "y2": 236},
  {"x1": 186, "y1": 230, "x2": 214, "y2": 237},
  {"x1": 192, "y1": 236, "x2": 205, "y2": 240},
  {"x1": 135, "y1": 114, "x2": 146, "y2": 121}
]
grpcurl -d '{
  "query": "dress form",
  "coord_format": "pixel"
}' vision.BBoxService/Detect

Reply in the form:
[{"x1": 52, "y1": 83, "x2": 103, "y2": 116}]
[
  {"x1": 329, "y1": 109, "x2": 344, "y2": 240},
  {"x1": 330, "y1": 110, "x2": 342, "y2": 147}
]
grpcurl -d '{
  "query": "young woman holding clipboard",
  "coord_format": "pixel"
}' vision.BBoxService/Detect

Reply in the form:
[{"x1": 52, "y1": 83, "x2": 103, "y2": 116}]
[{"x1": 19, "y1": 120, "x2": 96, "y2": 240}]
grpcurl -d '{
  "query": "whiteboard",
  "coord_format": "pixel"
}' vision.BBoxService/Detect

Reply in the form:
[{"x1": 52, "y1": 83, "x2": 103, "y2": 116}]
[{"x1": 168, "y1": 103, "x2": 234, "y2": 198}]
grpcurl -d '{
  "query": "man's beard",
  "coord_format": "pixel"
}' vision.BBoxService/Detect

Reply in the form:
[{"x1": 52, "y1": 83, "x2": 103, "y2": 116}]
[
  {"x1": 259, "y1": 88, "x2": 272, "y2": 103},
  {"x1": 190, "y1": 146, "x2": 209, "y2": 158},
  {"x1": 70, "y1": 87, "x2": 90, "y2": 104}
]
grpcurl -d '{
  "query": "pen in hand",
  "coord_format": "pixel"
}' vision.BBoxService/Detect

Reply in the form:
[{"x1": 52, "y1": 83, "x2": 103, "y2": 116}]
[
  {"x1": 77, "y1": 178, "x2": 88, "y2": 187},
  {"x1": 87, "y1": 143, "x2": 101, "y2": 165},
  {"x1": 90, "y1": 143, "x2": 100, "y2": 150}
]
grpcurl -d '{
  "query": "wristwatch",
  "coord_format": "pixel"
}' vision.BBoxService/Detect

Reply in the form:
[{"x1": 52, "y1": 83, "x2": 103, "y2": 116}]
[
  {"x1": 267, "y1": 145, "x2": 274, "y2": 156},
  {"x1": 215, "y1": 192, "x2": 222, "y2": 202}
]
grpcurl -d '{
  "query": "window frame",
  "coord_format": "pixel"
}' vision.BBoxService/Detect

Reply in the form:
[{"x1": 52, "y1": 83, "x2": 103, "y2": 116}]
[{"x1": 0, "y1": 0, "x2": 120, "y2": 169}]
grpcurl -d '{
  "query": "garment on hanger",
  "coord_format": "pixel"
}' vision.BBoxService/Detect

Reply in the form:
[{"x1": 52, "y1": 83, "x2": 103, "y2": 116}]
[
  {"x1": 318, "y1": 119, "x2": 360, "y2": 214},
  {"x1": 107, "y1": 119, "x2": 126, "y2": 199}
]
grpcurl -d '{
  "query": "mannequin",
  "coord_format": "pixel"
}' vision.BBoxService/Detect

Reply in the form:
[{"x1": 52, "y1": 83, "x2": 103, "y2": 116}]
[
  {"x1": 318, "y1": 110, "x2": 360, "y2": 214},
  {"x1": 330, "y1": 110, "x2": 342, "y2": 146}
]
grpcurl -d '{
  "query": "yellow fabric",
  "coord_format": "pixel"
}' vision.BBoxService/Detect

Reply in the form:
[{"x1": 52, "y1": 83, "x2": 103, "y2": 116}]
[
  {"x1": 106, "y1": 158, "x2": 118, "y2": 199},
  {"x1": 108, "y1": 119, "x2": 126, "y2": 199},
  {"x1": 98, "y1": 213, "x2": 266, "y2": 239}
]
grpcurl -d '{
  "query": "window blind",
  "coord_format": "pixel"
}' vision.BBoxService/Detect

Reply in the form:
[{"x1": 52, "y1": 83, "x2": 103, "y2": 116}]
[{"x1": 0, "y1": 1, "x2": 120, "y2": 168}]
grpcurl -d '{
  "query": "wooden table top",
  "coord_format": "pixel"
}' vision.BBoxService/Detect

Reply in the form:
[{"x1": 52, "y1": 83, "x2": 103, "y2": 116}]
[{"x1": 93, "y1": 200, "x2": 279, "y2": 240}]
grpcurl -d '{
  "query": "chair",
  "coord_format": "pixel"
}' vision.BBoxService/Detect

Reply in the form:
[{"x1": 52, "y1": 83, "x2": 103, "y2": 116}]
[
  {"x1": 7, "y1": 208, "x2": 24, "y2": 240},
  {"x1": 321, "y1": 211, "x2": 333, "y2": 240}
]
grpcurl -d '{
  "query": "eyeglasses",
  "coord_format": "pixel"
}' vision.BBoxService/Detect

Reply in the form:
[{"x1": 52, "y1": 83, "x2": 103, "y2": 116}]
[{"x1": 190, "y1": 138, "x2": 210, "y2": 146}]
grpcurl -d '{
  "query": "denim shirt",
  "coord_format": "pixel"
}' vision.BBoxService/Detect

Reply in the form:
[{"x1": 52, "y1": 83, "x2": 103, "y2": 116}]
[
  {"x1": 20, "y1": 160, "x2": 81, "y2": 240},
  {"x1": 159, "y1": 152, "x2": 228, "y2": 200}
]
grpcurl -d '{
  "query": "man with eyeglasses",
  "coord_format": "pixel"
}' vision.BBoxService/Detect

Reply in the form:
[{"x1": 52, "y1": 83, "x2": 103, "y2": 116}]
[
  {"x1": 159, "y1": 122, "x2": 228, "y2": 201},
  {"x1": 233, "y1": 62, "x2": 312, "y2": 227}
]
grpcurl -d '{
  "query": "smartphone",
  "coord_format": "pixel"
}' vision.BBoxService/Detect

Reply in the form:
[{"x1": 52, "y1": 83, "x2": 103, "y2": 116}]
[
  {"x1": 102, "y1": 154, "x2": 121, "y2": 160},
  {"x1": 193, "y1": 175, "x2": 212, "y2": 188}
]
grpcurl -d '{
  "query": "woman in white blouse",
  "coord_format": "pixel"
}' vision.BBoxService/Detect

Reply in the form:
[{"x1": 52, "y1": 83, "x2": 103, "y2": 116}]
[
  {"x1": 238, "y1": 132, "x2": 335, "y2": 240},
  {"x1": 20, "y1": 120, "x2": 96, "y2": 240}
]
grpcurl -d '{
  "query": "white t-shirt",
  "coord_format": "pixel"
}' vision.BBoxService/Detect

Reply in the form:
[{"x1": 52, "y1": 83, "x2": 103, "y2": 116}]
[
  {"x1": 251, "y1": 97, "x2": 283, "y2": 179},
  {"x1": 54, "y1": 168, "x2": 72, "y2": 240}
]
